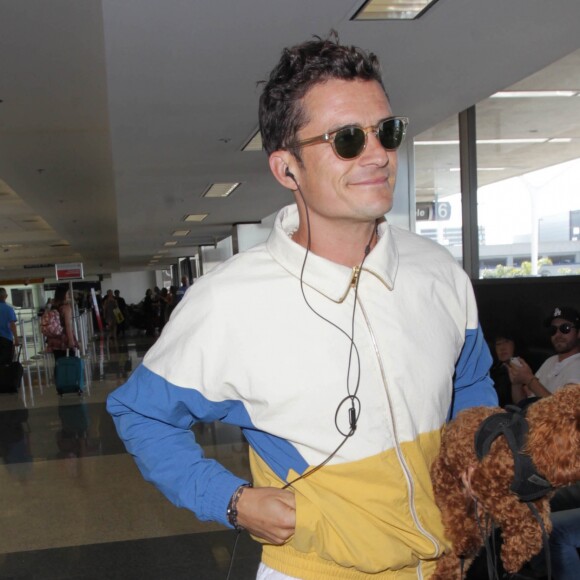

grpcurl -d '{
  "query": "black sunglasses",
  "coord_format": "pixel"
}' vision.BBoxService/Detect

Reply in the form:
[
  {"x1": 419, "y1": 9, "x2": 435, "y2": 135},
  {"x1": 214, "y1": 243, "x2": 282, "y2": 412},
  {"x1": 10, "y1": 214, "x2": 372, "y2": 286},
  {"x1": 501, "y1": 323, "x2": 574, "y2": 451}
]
[
  {"x1": 295, "y1": 116, "x2": 409, "y2": 160},
  {"x1": 550, "y1": 323, "x2": 576, "y2": 336}
]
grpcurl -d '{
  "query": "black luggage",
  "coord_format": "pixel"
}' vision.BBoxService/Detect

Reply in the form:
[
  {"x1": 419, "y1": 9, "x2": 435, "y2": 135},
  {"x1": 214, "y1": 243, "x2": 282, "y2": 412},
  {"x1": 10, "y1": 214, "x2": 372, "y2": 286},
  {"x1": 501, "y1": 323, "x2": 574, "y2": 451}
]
[{"x1": 0, "y1": 346, "x2": 24, "y2": 394}]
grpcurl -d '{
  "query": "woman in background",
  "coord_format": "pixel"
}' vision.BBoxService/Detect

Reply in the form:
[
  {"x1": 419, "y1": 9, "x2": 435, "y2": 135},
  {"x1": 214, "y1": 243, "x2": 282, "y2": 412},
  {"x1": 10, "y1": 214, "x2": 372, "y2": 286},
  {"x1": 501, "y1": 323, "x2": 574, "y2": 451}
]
[{"x1": 46, "y1": 285, "x2": 78, "y2": 366}]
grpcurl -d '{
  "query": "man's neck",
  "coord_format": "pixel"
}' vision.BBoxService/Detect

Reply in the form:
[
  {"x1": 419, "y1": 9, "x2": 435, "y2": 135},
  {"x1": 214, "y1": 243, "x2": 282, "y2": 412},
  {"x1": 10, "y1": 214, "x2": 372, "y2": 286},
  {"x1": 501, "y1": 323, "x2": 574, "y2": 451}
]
[
  {"x1": 557, "y1": 348, "x2": 580, "y2": 362},
  {"x1": 292, "y1": 222, "x2": 378, "y2": 268}
]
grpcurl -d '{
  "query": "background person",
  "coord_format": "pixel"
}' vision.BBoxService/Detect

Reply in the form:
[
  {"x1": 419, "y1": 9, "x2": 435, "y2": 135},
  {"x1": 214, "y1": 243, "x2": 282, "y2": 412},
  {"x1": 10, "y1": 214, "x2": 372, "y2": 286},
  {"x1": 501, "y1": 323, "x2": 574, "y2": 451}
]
[
  {"x1": 489, "y1": 331, "x2": 529, "y2": 408},
  {"x1": 46, "y1": 285, "x2": 78, "y2": 366},
  {"x1": 0, "y1": 288, "x2": 19, "y2": 365},
  {"x1": 174, "y1": 276, "x2": 189, "y2": 305},
  {"x1": 508, "y1": 306, "x2": 580, "y2": 402},
  {"x1": 108, "y1": 35, "x2": 496, "y2": 580},
  {"x1": 114, "y1": 290, "x2": 128, "y2": 337},
  {"x1": 102, "y1": 290, "x2": 119, "y2": 339}
]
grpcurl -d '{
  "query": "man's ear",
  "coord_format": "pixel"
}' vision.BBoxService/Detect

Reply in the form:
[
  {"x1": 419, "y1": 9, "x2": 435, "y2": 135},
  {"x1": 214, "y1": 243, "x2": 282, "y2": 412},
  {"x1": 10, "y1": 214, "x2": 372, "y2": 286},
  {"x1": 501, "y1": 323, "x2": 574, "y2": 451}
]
[{"x1": 269, "y1": 152, "x2": 298, "y2": 190}]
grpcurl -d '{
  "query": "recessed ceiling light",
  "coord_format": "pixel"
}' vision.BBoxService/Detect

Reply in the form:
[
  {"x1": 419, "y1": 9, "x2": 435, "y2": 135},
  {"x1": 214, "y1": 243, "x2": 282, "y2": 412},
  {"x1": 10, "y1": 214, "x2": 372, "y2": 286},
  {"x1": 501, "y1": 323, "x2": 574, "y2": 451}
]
[
  {"x1": 164, "y1": 241, "x2": 177, "y2": 247},
  {"x1": 548, "y1": 138, "x2": 573, "y2": 143},
  {"x1": 417, "y1": 137, "x2": 557, "y2": 146},
  {"x1": 491, "y1": 90, "x2": 578, "y2": 98},
  {"x1": 202, "y1": 182, "x2": 240, "y2": 198},
  {"x1": 477, "y1": 138, "x2": 547, "y2": 145},
  {"x1": 172, "y1": 229, "x2": 190, "y2": 237},
  {"x1": 242, "y1": 130, "x2": 263, "y2": 152},
  {"x1": 415, "y1": 140, "x2": 460, "y2": 146},
  {"x1": 184, "y1": 213, "x2": 208, "y2": 222},
  {"x1": 353, "y1": 0, "x2": 439, "y2": 20}
]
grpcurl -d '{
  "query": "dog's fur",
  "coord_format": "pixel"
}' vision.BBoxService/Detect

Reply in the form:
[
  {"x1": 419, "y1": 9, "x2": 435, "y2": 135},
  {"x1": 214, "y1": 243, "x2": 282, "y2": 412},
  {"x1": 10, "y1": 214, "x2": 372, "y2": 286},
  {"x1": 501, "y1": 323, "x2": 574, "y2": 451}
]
[{"x1": 431, "y1": 384, "x2": 580, "y2": 579}]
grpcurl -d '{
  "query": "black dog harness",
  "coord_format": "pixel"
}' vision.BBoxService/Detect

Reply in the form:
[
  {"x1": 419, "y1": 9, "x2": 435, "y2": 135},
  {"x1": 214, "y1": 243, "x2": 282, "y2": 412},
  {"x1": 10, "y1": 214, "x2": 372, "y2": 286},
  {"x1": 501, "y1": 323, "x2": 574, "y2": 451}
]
[
  {"x1": 474, "y1": 404, "x2": 553, "y2": 501},
  {"x1": 472, "y1": 405, "x2": 554, "y2": 580}
]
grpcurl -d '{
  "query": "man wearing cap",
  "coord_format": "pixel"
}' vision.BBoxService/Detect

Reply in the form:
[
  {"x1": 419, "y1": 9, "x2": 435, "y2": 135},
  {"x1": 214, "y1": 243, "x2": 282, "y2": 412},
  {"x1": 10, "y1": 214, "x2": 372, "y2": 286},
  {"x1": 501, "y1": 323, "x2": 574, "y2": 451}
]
[{"x1": 509, "y1": 306, "x2": 580, "y2": 402}]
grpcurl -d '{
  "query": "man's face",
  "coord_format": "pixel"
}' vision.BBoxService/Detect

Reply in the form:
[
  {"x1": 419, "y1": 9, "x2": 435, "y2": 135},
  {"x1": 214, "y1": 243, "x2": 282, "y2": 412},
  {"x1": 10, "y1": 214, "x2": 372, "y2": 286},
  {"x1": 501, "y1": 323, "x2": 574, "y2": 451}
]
[
  {"x1": 292, "y1": 79, "x2": 397, "y2": 226},
  {"x1": 550, "y1": 317, "x2": 580, "y2": 355}
]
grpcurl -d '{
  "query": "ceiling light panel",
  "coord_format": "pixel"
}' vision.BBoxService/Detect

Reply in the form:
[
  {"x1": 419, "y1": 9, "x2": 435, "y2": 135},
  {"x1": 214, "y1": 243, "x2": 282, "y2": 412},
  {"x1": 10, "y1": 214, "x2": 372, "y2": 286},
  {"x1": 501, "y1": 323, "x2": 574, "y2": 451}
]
[
  {"x1": 354, "y1": 0, "x2": 439, "y2": 20},
  {"x1": 491, "y1": 90, "x2": 578, "y2": 98},
  {"x1": 242, "y1": 131, "x2": 263, "y2": 152},
  {"x1": 203, "y1": 182, "x2": 241, "y2": 198},
  {"x1": 172, "y1": 230, "x2": 190, "y2": 236},
  {"x1": 184, "y1": 213, "x2": 208, "y2": 222}
]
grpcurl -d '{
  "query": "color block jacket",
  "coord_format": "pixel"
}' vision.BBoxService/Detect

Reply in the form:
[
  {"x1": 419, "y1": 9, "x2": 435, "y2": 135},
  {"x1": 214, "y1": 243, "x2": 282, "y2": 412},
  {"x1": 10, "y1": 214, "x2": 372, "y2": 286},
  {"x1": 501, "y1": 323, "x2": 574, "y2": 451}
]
[{"x1": 107, "y1": 204, "x2": 496, "y2": 580}]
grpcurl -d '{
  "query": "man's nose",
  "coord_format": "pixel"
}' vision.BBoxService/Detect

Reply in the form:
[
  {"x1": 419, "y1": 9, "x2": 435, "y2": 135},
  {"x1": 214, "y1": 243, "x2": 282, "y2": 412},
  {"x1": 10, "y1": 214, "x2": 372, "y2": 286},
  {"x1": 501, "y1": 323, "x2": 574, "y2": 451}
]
[{"x1": 361, "y1": 129, "x2": 390, "y2": 164}]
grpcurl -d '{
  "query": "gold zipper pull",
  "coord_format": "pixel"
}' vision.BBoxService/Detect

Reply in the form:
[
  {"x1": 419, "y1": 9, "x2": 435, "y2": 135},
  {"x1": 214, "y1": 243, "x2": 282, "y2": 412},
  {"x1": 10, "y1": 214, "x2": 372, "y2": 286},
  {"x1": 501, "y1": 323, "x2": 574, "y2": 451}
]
[{"x1": 351, "y1": 265, "x2": 361, "y2": 287}]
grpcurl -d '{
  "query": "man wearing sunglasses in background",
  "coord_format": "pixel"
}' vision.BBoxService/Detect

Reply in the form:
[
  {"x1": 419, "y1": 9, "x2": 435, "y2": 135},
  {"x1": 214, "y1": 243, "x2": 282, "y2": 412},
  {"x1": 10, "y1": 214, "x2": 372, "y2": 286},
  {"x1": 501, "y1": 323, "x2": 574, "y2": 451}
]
[
  {"x1": 108, "y1": 35, "x2": 496, "y2": 579},
  {"x1": 509, "y1": 306, "x2": 580, "y2": 403}
]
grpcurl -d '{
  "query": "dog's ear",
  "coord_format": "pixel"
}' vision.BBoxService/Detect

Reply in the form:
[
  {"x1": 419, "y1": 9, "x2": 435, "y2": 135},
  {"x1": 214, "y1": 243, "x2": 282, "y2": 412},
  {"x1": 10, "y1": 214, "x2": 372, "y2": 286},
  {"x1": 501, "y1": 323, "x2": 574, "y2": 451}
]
[{"x1": 526, "y1": 384, "x2": 580, "y2": 486}]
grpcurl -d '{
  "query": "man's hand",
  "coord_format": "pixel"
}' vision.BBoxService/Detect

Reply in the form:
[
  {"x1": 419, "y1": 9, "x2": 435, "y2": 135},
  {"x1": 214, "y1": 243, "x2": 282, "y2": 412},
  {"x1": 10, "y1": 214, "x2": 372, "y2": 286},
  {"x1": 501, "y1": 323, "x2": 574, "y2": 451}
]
[
  {"x1": 235, "y1": 486, "x2": 296, "y2": 544},
  {"x1": 461, "y1": 465, "x2": 477, "y2": 502},
  {"x1": 506, "y1": 357, "x2": 534, "y2": 385}
]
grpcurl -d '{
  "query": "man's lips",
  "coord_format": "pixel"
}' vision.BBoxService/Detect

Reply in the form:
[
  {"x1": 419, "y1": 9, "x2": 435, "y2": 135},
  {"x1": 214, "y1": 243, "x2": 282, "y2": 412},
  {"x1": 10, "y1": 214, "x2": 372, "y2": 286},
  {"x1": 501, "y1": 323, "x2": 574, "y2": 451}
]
[{"x1": 350, "y1": 174, "x2": 390, "y2": 186}]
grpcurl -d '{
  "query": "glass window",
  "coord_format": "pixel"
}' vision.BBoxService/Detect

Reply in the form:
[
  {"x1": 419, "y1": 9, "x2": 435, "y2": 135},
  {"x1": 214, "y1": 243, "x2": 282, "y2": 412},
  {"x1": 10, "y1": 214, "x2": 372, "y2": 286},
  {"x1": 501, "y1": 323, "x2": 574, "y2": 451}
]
[
  {"x1": 413, "y1": 115, "x2": 463, "y2": 266},
  {"x1": 476, "y1": 49, "x2": 580, "y2": 278}
]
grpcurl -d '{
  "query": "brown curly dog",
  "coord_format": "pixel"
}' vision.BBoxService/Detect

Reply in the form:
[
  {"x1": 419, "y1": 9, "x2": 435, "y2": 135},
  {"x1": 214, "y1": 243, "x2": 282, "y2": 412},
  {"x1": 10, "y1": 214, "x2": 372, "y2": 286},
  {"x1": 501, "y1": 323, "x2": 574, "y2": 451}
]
[{"x1": 431, "y1": 383, "x2": 580, "y2": 579}]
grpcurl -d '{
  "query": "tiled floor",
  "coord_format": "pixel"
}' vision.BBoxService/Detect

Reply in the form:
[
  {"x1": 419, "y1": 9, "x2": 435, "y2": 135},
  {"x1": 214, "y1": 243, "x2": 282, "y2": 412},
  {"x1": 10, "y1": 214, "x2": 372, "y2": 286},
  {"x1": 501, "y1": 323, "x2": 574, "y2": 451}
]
[{"x1": 0, "y1": 332, "x2": 260, "y2": 580}]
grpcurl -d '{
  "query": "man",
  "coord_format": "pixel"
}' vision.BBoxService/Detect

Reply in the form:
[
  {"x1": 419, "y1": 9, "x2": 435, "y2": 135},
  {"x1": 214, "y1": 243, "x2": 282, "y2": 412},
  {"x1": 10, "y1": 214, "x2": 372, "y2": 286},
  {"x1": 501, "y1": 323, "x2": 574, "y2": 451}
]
[
  {"x1": 174, "y1": 276, "x2": 189, "y2": 305},
  {"x1": 114, "y1": 290, "x2": 128, "y2": 337},
  {"x1": 108, "y1": 37, "x2": 496, "y2": 579},
  {"x1": 509, "y1": 306, "x2": 580, "y2": 401},
  {"x1": 0, "y1": 287, "x2": 19, "y2": 365}
]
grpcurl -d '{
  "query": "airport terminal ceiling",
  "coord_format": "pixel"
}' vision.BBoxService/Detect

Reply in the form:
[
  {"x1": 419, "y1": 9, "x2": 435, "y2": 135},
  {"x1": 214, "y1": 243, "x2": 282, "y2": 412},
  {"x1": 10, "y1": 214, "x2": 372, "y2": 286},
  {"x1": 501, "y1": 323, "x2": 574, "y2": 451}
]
[
  {"x1": 1, "y1": 0, "x2": 580, "y2": 282},
  {"x1": 414, "y1": 49, "x2": 580, "y2": 203}
]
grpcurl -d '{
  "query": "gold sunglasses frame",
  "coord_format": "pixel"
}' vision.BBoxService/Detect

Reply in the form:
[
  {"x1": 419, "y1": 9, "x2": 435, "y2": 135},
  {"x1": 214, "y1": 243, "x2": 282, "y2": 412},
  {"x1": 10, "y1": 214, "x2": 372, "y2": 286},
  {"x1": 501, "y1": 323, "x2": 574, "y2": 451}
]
[{"x1": 295, "y1": 116, "x2": 409, "y2": 159}]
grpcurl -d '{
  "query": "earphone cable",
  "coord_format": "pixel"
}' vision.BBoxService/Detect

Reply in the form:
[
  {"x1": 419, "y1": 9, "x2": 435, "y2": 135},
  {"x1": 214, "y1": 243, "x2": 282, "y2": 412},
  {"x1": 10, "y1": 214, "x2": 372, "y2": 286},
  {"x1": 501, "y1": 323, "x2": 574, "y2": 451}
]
[
  {"x1": 227, "y1": 180, "x2": 376, "y2": 578},
  {"x1": 225, "y1": 530, "x2": 242, "y2": 580},
  {"x1": 295, "y1": 182, "x2": 374, "y2": 433}
]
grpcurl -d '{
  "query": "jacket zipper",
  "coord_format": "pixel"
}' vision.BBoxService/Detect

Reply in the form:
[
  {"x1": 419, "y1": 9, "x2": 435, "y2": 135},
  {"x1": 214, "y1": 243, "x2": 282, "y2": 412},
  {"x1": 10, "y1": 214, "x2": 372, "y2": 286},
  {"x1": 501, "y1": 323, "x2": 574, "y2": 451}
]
[
  {"x1": 351, "y1": 266, "x2": 360, "y2": 288},
  {"x1": 357, "y1": 296, "x2": 441, "y2": 565}
]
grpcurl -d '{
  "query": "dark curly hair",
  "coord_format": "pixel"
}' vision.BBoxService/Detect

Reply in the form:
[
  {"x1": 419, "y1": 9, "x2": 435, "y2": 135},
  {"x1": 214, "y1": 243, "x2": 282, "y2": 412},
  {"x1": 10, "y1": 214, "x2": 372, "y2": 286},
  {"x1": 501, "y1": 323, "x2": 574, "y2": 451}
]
[{"x1": 258, "y1": 33, "x2": 387, "y2": 159}]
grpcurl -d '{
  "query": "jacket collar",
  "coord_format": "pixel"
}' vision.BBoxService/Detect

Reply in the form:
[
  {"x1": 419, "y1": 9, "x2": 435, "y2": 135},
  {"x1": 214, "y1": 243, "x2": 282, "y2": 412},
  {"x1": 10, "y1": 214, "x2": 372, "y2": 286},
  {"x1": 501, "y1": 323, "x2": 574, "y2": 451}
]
[{"x1": 266, "y1": 205, "x2": 399, "y2": 303}]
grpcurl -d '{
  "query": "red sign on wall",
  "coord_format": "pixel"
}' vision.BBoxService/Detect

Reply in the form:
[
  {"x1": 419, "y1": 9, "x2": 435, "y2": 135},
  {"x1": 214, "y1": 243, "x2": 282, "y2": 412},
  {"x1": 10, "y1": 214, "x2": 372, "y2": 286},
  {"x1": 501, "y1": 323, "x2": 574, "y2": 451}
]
[{"x1": 55, "y1": 262, "x2": 84, "y2": 281}]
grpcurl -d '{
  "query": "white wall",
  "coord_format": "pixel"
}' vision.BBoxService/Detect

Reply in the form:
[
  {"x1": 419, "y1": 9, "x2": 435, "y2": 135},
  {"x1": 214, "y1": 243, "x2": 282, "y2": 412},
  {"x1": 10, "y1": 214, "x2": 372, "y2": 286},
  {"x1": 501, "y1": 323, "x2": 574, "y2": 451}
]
[{"x1": 100, "y1": 270, "x2": 157, "y2": 305}]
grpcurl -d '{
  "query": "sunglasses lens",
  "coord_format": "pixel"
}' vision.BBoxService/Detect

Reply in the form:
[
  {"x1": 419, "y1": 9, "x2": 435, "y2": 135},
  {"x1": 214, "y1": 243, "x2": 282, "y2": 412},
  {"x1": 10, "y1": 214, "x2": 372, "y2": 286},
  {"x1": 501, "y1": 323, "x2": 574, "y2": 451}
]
[
  {"x1": 551, "y1": 323, "x2": 573, "y2": 336},
  {"x1": 379, "y1": 118, "x2": 406, "y2": 150},
  {"x1": 333, "y1": 127, "x2": 366, "y2": 159}
]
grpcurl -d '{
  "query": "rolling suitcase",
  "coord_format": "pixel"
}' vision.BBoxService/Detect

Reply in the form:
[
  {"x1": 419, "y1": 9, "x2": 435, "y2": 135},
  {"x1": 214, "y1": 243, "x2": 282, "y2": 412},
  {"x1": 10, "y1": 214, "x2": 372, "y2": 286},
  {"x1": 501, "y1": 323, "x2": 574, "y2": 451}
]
[
  {"x1": 55, "y1": 350, "x2": 85, "y2": 396},
  {"x1": 0, "y1": 345, "x2": 24, "y2": 394}
]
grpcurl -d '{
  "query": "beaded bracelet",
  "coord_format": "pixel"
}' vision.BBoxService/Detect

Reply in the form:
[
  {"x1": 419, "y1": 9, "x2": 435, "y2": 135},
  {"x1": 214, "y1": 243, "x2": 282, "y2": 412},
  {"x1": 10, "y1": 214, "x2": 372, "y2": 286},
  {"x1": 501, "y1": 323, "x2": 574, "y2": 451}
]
[{"x1": 226, "y1": 483, "x2": 252, "y2": 531}]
